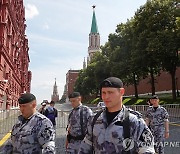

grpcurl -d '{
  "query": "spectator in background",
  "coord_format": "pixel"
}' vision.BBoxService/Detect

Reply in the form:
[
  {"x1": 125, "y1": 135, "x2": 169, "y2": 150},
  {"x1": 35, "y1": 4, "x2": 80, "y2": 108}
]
[
  {"x1": 38, "y1": 102, "x2": 47, "y2": 115},
  {"x1": 45, "y1": 101, "x2": 58, "y2": 128}
]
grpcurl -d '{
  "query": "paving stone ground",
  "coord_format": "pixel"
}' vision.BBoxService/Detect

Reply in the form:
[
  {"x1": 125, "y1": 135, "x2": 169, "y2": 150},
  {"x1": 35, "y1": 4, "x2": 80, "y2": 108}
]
[{"x1": 55, "y1": 127, "x2": 67, "y2": 153}]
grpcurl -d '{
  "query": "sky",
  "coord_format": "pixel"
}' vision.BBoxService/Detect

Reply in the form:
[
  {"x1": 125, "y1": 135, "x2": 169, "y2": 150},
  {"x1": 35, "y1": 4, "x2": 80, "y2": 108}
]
[{"x1": 24, "y1": 0, "x2": 147, "y2": 104}]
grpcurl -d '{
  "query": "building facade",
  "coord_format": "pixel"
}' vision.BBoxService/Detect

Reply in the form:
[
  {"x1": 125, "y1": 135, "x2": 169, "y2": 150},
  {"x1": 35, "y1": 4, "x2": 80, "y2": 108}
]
[
  {"x1": 0, "y1": 0, "x2": 31, "y2": 110},
  {"x1": 59, "y1": 84, "x2": 67, "y2": 103},
  {"x1": 66, "y1": 70, "x2": 80, "y2": 100},
  {"x1": 51, "y1": 78, "x2": 59, "y2": 103}
]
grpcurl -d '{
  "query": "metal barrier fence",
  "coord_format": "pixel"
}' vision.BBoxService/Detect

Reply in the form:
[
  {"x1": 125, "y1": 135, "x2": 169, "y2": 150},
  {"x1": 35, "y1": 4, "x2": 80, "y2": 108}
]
[
  {"x1": 126, "y1": 104, "x2": 180, "y2": 123},
  {"x1": 0, "y1": 104, "x2": 180, "y2": 135},
  {"x1": 0, "y1": 108, "x2": 20, "y2": 134},
  {"x1": 56, "y1": 110, "x2": 70, "y2": 128}
]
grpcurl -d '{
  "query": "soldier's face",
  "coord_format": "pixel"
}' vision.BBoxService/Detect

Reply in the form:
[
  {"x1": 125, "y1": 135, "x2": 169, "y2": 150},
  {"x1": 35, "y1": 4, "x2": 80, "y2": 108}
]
[
  {"x1": 19, "y1": 101, "x2": 36, "y2": 119},
  {"x1": 101, "y1": 87, "x2": 124, "y2": 112},
  {"x1": 69, "y1": 96, "x2": 81, "y2": 108},
  {"x1": 150, "y1": 98, "x2": 159, "y2": 107}
]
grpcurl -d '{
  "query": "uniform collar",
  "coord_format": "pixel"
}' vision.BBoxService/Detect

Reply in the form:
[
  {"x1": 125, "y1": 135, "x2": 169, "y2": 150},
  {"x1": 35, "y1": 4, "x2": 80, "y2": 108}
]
[
  {"x1": 152, "y1": 105, "x2": 160, "y2": 108},
  {"x1": 74, "y1": 103, "x2": 82, "y2": 110},
  {"x1": 103, "y1": 105, "x2": 125, "y2": 125},
  {"x1": 18, "y1": 112, "x2": 37, "y2": 121},
  {"x1": 152, "y1": 105, "x2": 160, "y2": 111}
]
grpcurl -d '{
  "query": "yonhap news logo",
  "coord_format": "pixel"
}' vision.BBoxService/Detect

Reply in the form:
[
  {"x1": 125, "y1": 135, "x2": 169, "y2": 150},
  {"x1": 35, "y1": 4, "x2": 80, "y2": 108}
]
[
  {"x1": 122, "y1": 138, "x2": 180, "y2": 151},
  {"x1": 123, "y1": 138, "x2": 135, "y2": 151},
  {"x1": 123, "y1": 130, "x2": 153, "y2": 151}
]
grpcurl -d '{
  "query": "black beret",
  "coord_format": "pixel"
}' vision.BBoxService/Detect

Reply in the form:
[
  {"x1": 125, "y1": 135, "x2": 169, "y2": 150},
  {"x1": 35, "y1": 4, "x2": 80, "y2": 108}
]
[
  {"x1": 18, "y1": 93, "x2": 36, "y2": 104},
  {"x1": 151, "y1": 95, "x2": 159, "y2": 99},
  {"x1": 100, "y1": 77, "x2": 123, "y2": 89},
  {"x1": 69, "y1": 92, "x2": 81, "y2": 98}
]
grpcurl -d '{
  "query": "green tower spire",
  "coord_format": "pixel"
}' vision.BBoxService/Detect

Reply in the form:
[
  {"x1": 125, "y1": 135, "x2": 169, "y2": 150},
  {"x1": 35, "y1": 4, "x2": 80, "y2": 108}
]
[{"x1": 90, "y1": 5, "x2": 98, "y2": 33}]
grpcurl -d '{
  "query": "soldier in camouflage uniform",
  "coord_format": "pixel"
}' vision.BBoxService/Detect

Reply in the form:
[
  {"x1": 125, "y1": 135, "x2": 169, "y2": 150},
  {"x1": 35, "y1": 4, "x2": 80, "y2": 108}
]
[
  {"x1": 2, "y1": 93, "x2": 56, "y2": 154},
  {"x1": 66, "y1": 92, "x2": 93, "y2": 154},
  {"x1": 78, "y1": 77, "x2": 155, "y2": 154},
  {"x1": 145, "y1": 95, "x2": 169, "y2": 154}
]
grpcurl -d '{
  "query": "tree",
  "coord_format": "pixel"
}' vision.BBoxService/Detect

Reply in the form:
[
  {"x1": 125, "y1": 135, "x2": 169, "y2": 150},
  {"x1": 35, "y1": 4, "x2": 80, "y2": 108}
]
[{"x1": 107, "y1": 21, "x2": 141, "y2": 98}]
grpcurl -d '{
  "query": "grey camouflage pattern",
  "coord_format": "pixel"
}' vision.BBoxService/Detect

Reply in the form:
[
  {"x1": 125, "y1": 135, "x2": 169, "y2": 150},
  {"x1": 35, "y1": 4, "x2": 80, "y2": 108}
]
[
  {"x1": 2, "y1": 112, "x2": 55, "y2": 154},
  {"x1": 66, "y1": 105, "x2": 93, "y2": 154},
  {"x1": 79, "y1": 106, "x2": 155, "y2": 154}
]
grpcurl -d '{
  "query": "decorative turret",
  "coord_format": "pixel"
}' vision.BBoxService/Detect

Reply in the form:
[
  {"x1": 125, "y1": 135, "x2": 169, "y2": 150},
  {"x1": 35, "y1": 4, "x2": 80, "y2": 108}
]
[
  {"x1": 88, "y1": 5, "x2": 101, "y2": 62},
  {"x1": 51, "y1": 78, "x2": 59, "y2": 102},
  {"x1": 83, "y1": 57, "x2": 86, "y2": 69}
]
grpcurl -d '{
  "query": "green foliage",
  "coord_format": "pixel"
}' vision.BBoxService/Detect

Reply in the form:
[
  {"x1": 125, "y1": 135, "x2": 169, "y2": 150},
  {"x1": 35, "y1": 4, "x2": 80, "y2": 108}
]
[
  {"x1": 122, "y1": 98, "x2": 131, "y2": 105},
  {"x1": 123, "y1": 98, "x2": 146, "y2": 105},
  {"x1": 91, "y1": 97, "x2": 101, "y2": 104},
  {"x1": 122, "y1": 97, "x2": 180, "y2": 105},
  {"x1": 134, "y1": 99, "x2": 144, "y2": 105}
]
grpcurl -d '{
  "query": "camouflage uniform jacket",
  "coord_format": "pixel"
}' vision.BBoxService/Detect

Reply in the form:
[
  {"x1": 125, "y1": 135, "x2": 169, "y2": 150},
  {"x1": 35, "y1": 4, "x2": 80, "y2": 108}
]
[
  {"x1": 2, "y1": 112, "x2": 55, "y2": 154},
  {"x1": 145, "y1": 105, "x2": 169, "y2": 127},
  {"x1": 78, "y1": 106, "x2": 155, "y2": 154},
  {"x1": 66, "y1": 104, "x2": 93, "y2": 153}
]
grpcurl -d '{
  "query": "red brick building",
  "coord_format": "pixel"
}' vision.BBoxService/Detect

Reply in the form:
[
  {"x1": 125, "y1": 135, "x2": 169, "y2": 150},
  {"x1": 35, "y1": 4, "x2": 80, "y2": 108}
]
[
  {"x1": 0, "y1": 0, "x2": 31, "y2": 110},
  {"x1": 66, "y1": 70, "x2": 80, "y2": 99}
]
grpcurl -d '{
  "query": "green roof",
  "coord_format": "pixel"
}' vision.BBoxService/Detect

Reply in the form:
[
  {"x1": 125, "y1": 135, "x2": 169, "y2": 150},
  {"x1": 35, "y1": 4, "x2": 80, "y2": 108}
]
[{"x1": 90, "y1": 10, "x2": 98, "y2": 33}]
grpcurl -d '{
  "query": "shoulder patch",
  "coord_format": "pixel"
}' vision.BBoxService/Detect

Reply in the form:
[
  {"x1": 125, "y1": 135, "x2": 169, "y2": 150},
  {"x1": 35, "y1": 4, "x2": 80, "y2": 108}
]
[
  {"x1": 81, "y1": 105, "x2": 90, "y2": 110},
  {"x1": 160, "y1": 106, "x2": 167, "y2": 111}
]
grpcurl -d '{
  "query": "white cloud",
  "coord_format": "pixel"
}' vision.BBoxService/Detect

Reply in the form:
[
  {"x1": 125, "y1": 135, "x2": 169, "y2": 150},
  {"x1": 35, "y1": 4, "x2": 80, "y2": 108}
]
[
  {"x1": 27, "y1": 33, "x2": 86, "y2": 56},
  {"x1": 42, "y1": 23, "x2": 49, "y2": 30},
  {"x1": 25, "y1": 4, "x2": 39, "y2": 19},
  {"x1": 28, "y1": 33, "x2": 84, "y2": 48}
]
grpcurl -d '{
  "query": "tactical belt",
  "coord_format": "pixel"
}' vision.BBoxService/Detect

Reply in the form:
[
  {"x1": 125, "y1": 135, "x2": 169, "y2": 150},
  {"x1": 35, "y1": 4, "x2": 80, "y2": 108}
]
[{"x1": 67, "y1": 134, "x2": 85, "y2": 142}]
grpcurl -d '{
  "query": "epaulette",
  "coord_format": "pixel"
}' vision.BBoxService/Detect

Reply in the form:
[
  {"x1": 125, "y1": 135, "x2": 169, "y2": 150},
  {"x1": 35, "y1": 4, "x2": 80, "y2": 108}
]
[
  {"x1": 159, "y1": 106, "x2": 167, "y2": 111},
  {"x1": 128, "y1": 108, "x2": 142, "y2": 118},
  {"x1": 81, "y1": 105, "x2": 89, "y2": 110},
  {"x1": 35, "y1": 112, "x2": 47, "y2": 120}
]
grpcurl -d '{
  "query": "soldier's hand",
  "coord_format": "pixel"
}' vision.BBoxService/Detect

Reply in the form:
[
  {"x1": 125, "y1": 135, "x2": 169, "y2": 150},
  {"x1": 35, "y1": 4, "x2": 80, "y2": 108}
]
[
  {"x1": 65, "y1": 139, "x2": 68, "y2": 149},
  {"x1": 164, "y1": 132, "x2": 169, "y2": 138}
]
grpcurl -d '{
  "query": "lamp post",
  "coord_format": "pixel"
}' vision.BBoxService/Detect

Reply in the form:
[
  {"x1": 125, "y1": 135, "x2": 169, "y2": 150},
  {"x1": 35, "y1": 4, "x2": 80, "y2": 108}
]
[{"x1": 176, "y1": 77, "x2": 179, "y2": 97}]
